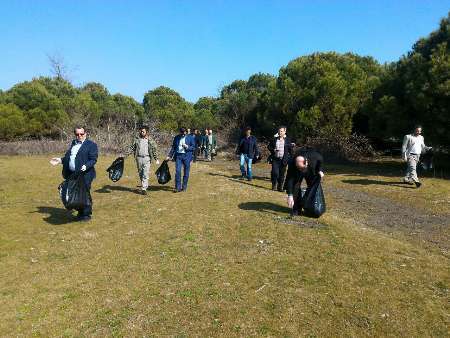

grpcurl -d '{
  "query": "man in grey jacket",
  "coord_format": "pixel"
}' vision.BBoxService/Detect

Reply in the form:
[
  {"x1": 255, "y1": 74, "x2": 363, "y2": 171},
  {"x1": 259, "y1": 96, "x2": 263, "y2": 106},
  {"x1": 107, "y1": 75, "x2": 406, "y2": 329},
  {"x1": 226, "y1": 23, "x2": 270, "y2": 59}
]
[
  {"x1": 126, "y1": 126, "x2": 160, "y2": 195},
  {"x1": 401, "y1": 125, "x2": 432, "y2": 188}
]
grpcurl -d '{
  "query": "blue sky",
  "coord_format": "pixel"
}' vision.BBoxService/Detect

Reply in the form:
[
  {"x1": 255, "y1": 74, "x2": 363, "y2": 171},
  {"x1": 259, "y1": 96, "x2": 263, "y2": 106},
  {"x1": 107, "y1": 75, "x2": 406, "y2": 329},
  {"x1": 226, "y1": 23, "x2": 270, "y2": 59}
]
[{"x1": 1, "y1": 0, "x2": 449, "y2": 102}]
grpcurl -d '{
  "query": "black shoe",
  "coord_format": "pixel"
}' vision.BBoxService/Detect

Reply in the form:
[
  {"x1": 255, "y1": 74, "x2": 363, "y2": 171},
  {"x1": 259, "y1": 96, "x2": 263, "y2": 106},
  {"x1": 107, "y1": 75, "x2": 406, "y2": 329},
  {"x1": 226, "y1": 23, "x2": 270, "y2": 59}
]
[
  {"x1": 272, "y1": 184, "x2": 277, "y2": 191},
  {"x1": 415, "y1": 181, "x2": 422, "y2": 188},
  {"x1": 291, "y1": 210, "x2": 299, "y2": 217},
  {"x1": 247, "y1": 178, "x2": 252, "y2": 181},
  {"x1": 141, "y1": 190, "x2": 147, "y2": 195},
  {"x1": 79, "y1": 216, "x2": 91, "y2": 222},
  {"x1": 277, "y1": 185, "x2": 283, "y2": 192}
]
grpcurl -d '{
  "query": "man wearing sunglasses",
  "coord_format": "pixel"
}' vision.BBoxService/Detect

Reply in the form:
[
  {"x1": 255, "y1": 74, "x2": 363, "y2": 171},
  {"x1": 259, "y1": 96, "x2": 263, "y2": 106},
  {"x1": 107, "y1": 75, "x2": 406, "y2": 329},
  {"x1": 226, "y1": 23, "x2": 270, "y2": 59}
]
[{"x1": 50, "y1": 126, "x2": 98, "y2": 221}]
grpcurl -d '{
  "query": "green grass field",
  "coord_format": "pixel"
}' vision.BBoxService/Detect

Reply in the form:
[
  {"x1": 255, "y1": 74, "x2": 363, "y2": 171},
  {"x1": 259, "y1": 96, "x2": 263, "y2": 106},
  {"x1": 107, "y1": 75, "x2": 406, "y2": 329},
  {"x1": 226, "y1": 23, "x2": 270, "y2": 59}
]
[{"x1": 0, "y1": 155, "x2": 449, "y2": 337}]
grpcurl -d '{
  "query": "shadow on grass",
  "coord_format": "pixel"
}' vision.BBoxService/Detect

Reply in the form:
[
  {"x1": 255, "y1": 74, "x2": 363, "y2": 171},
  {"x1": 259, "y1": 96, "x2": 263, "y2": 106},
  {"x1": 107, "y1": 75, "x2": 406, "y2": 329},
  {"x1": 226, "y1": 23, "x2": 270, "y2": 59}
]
[
  {"x1": 326, "y1": 162, "x2": 404, "y2": 178},
  {"x1": 238, "y1": 201, "x2": 291, "y2": 215},
  {"x1": 341, "y1": 179, "x2": 416, "y2": 189},
  {"x1": 95, "y1": 184, "x2": 172, "y2": 194},
  {"x1": 34, "y1": 206, "x2": 75, "y2": 225},
  {"x1": 208, "y1": 173, "x2": 272, "y2": 191}
]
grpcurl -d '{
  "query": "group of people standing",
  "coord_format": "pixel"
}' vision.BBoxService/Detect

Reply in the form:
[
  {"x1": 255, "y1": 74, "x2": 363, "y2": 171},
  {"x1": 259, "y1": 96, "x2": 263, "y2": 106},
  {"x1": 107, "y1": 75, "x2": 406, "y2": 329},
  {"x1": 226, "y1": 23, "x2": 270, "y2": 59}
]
[{"x1": 50, "y1": 123, "x2": 430, "y2": 221}]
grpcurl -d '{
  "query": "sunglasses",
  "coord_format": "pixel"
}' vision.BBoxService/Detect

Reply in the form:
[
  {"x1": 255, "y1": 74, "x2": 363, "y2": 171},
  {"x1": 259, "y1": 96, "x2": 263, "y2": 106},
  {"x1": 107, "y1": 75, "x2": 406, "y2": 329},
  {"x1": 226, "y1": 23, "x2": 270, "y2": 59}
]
[{"x1": 75, "y1": 133, "x2": 85, "y2": 136}]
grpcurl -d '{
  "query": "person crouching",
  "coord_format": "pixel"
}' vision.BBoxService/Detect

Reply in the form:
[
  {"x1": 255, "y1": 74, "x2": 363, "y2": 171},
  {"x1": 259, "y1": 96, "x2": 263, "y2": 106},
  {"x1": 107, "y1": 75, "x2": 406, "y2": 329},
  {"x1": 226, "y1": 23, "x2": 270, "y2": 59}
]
[{"x1": 285, "y1": 150, "x2": 324, "y2": 216}]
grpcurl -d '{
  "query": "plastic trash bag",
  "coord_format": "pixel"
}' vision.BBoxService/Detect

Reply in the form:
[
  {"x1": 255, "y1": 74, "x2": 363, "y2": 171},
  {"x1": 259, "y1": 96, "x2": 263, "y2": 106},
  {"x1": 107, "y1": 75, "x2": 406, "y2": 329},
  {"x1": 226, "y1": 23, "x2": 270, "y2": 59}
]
[
  {"x1": 419, "y1": 150, "x2": 433, "y2": 171},
  {"x1": 253, "y1": 152, "x2": 262, "y2": 164},
  {"x1": 302, "y1": 178, "x2": 326, "y2": 218},
  {"x1": 155, "y1": 160, "x2": 171, "y2": 184},
  {"x1": 106, "y1": 157, "x2": 125, "y2": 182},
  {"x1": 59, "y1": 174, "x2": 92, "y2": 210}
]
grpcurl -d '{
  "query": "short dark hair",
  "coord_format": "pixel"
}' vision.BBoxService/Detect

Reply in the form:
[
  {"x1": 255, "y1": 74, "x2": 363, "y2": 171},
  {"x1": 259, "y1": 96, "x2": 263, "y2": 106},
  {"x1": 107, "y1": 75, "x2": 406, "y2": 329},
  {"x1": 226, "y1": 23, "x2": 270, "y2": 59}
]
[
  {"x1": 278, "y1": 126, "x2": 287, "y2": 130},
  {"x1": 179, "y1": 127, "x2": 187, "y2": 133},
  {"x1": 140, "y1": 125, "x2": 149, "y2": 132},
  {"x1": 414, "y1": 124, "x2": 422, "y2": 130},
  {"x1": 244, "y1": 126, "x2": 252, "y2": 132},
  {"x1": 73, "y1": 126, "x2": 86, "y2": 133}
]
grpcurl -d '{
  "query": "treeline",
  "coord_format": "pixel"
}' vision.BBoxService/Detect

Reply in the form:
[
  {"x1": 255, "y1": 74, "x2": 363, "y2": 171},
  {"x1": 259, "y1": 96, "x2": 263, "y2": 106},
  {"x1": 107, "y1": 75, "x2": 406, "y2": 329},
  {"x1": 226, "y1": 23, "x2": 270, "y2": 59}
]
[{"x1": 0, "y1": 13, "x2": 448, "y2": 147}]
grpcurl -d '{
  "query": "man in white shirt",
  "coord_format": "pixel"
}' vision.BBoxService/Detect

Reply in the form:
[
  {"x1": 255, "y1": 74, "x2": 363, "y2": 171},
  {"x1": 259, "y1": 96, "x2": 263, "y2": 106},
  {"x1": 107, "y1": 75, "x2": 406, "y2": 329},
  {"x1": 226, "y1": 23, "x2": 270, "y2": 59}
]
[{"x1": 401, "y1": 125, "x2": 432, "y2": 188}]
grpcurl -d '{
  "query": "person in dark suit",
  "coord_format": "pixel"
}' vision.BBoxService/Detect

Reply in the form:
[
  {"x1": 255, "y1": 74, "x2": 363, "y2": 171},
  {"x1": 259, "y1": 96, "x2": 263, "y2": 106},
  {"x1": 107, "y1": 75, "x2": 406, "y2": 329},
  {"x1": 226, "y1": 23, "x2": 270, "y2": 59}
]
[
  {"x1": 50, "y1": 126, "x2": 98, "y2": 221},
  {"x1": 201, "y1": 128, "x2": 209, "y2": 160},
  {"x1": 284, "y1": 149, "x2": 324, "y2": 216},
  {"x1": 235, "y1": 126, "x2": 259, "y2": 181},
  {"x1": 166, "y1": 127, "x2": 196, "y2": 192},
  {"x1": 193, "y1": 128, "x2": 202, "y2": 162},
  {"x1": 268, "y1": 126, "x2": 294, "y2": 191}
]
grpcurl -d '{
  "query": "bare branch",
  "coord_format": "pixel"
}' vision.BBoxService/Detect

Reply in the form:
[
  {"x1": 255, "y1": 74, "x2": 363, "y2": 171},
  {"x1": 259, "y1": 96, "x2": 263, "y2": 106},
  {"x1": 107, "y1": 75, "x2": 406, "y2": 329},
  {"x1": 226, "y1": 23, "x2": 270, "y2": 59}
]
[{"x1": 47, "y1": 52, "x2": 78, "y2": 81}]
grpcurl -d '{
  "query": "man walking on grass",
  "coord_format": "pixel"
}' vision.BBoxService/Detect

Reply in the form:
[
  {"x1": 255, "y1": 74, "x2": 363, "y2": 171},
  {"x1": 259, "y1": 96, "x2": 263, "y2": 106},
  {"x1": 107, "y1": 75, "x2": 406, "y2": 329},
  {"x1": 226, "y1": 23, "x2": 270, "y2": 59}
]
[
  {"x1": 268, "y1": 126, "x2": 293, "y2": 191},
  {"x1": 401, "y1": 125, "x2": 432, "y2": 188},
  {"x1": 285, "y1": 150, "x2": 324, "y2": 216},
  {"x1": 207, "y1": 128, "x2": 217, "y2": 161},
  {"x1": 126, "y1": 126, "x2": 159, "y2": 195},
  {"x1": 193, "y1": 128, "x2": 202, "y2": 162},
  {"x1": 236, "y1": 126, "x2": 259, "y2": 181},
  {"x1": 201, "y1": 128, "x2": 209, "y2": 160},
  {"x1": 166, "y1": 127, "x2": 196, "y2": 192},
  {"x1": 50, "y1": 126, "x2": 98, "y2": 221}
]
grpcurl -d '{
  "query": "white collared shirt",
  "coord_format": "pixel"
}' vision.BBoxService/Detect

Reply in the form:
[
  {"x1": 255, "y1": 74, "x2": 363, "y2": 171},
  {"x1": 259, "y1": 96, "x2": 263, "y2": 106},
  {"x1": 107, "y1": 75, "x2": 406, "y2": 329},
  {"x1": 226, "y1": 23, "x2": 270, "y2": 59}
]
[
  {"x1": 275, "y1": 137, "x2": 286, "y2": 158},
  {"x1": 69, "y1": 140, "x2": 84, "y2": 171},
  {"x1": 178, "y1": 136, "x2": 186, "y2": 153}
]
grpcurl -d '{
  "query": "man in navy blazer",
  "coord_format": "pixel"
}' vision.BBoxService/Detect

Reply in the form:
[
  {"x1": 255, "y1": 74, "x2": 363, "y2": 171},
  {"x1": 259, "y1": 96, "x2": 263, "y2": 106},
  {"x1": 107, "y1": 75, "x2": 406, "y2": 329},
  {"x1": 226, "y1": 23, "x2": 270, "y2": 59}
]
[
  {"x1": 166, "y1": 127, "x2": 196, "y2": 192},
  {"x1": 51, "y1": 126, "x2": 98, "y2": 221}
]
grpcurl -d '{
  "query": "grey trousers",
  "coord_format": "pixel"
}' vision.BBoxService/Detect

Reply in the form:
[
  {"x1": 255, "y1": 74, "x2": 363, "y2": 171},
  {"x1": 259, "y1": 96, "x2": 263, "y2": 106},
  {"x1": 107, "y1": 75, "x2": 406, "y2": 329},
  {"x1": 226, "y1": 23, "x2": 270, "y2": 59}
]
[
  {"x1": 404, "y1": 154, "x2": 420, "y2": 183},
  {"x1": 136, "y1": 157, "x2": 151, "y2": 190}
]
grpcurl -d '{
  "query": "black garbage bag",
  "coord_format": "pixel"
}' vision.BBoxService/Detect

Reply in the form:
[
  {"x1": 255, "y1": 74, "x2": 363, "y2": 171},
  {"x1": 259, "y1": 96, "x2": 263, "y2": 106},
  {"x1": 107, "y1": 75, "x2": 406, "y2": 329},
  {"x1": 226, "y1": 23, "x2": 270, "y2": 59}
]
[
  {"x1": 59, "y1": 173, "x2": 92, "y2": 210},
  {"x1": 302, "y1": 178, "x2": 326, "y2": 218},
  {"x1": 155, "y1": 160, "x2": 171, "y2": 184},
  {"x1": 419, "y1": 149, "x2": 433, "y2": 172},
  {"x1": 253, "y1": 152, "x2": 262, "y2": 164},
  {"x1": 106, "y1": 157, "x2": 125, "y2": 182}
]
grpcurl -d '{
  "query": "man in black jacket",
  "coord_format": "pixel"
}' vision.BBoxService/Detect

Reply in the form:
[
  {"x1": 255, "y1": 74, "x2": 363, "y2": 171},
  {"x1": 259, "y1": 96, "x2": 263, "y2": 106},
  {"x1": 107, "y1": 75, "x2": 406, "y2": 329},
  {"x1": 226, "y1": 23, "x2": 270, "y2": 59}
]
[
  {"x1": 193, "y1": 129, "x2": 202, "y2": 162},
  {"x1": 236, "y1": 126, "x2": 259, "y2": 181},
  {"x1": 268, "y1": 126, "x2": 293, "y2": 191},
  {"x1": 285, "y1": 150, "x2": 324, "y2": 216},
  {"x1": 50, "y1": 126, "x2": 98, "y2": 221}
]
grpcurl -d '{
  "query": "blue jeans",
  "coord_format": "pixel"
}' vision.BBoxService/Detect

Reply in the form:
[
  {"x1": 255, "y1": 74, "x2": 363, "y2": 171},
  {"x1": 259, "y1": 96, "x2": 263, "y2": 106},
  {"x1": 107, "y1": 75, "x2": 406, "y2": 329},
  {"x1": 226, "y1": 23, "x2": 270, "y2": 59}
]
[
  {"x1": 175, "y1": 153, "x2": 192, "y2": 191},
  {"x1": 240, "y1": 154, "x2": 253, "y2": 179}
]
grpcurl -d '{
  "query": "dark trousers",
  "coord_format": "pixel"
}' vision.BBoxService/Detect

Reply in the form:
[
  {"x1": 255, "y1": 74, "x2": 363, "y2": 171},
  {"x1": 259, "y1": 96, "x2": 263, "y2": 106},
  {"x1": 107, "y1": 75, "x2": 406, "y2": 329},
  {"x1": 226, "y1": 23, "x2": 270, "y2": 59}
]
[
  {"x1": 193, "y1": 147, "x2": 199, "y2": 162},
  {"x1": 271, "y1": 158, "x2": 287, "y2": 188},
  {"x1": 292, "y1": 175, "x2": 316, "y2": 213},
  {"x1": 175, "y1": 153, "x2": 191, "y2": 191},
  {"x1": 70, "y1": 171, "x2": 93, "y2": 217},
  {"x1": 79, "y1": 196, "x2": 92, "y2": 216},
  {"x1": 293, "y1": 186, "x2": 306, "y2": 213}
]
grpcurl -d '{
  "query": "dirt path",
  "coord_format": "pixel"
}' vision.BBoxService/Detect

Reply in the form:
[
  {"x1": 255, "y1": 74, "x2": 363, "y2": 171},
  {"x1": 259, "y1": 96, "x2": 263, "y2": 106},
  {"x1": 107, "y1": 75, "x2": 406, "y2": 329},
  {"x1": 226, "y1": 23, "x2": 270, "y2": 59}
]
[{"x1": 324, "y1": 185, "x2": 449, "y2": 254}]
